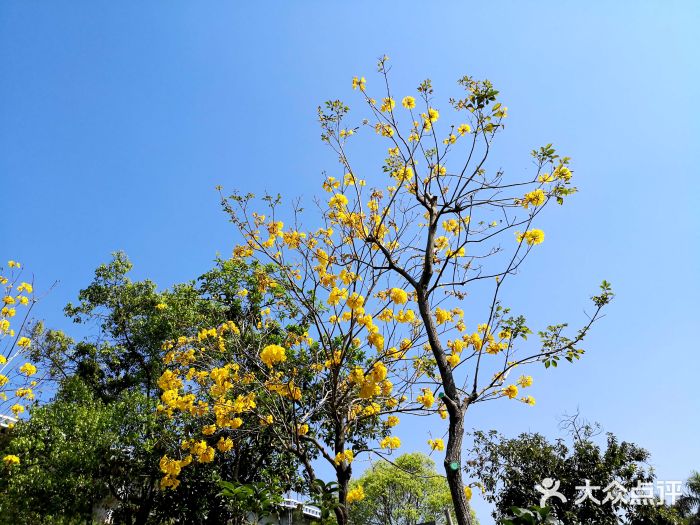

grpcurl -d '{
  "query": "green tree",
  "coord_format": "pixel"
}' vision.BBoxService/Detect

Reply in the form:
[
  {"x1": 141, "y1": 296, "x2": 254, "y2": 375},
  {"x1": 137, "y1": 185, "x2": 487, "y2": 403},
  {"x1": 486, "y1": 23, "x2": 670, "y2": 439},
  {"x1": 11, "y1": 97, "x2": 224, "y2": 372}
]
[
  {"x1": 465, "y1": 419, "x2": 682, "y2": 524},
  {"x1": 348, "y1": 453, "x2": 478, "y2": 525},
  {"x1": 676, "y1": 471, "x2": 700, "y2": 524},
  {"x1": 1, "y1": 253, "x2": 300, "y2": 524}
]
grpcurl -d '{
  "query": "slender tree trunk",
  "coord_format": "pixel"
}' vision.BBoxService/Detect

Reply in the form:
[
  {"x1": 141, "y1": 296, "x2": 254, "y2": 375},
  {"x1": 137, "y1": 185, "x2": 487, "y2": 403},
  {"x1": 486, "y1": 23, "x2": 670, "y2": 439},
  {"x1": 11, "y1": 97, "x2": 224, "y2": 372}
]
[
  {"x1": 444, "y1": 405, "x2": 472, "y2": 525},
  {"x1": 416, "y1": 287, "x2": 472, "y2": 525},
  {"x1": 335, "y1": 463, "x2": 351, "y2": 525}
]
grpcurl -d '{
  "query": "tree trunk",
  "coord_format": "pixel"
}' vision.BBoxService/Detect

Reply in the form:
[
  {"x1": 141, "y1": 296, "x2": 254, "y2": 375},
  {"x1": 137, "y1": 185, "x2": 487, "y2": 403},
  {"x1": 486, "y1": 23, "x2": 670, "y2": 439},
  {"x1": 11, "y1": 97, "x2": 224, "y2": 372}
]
[
  {"x1": 415, "y1": 289, "x2": 472, "y2": 525},
  {"x1": 335, "y1": 463, "x2": 351, "y2": 525},
  {"x1": 444, "y1": 406, "x2": 472, "y2": 525}
]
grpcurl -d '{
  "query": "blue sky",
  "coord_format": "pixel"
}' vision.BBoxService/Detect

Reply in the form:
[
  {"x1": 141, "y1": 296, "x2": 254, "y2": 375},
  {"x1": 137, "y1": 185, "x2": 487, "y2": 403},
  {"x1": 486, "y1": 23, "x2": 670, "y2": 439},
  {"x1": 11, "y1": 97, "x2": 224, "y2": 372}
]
[{"x1": 2, "y1": 1, "x2": 699, "y2": 522}]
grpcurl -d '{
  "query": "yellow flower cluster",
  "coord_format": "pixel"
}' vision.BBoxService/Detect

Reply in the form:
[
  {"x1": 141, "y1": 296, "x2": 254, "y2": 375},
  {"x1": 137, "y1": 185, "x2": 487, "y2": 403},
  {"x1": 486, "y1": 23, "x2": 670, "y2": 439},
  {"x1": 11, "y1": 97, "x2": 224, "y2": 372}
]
[
  {"x1": 260, "y1": 344, "x2": 287, "y2": 367},
  {"x1": 380, "y1": 436, "x2": 401, "y2": 449},
  {"x1": 516, "y1": 229, "x2": 545, "y2": 246},
  {"x1": 416, "y1": 388, "x2": 435, "y2": 408},
  {"x1": 428, "y1": 438, "x2": 445, "y2": 451},
  {"x1": 520, "y1": 189, "x2": 546, "y2": 208},
  {"x1": 3, "y1": 454, "x2": 20, "y2": 466},
  {"x1": 346, "y1": 485, "x2": 365, "y2": 504},
  {"x1": 334, "y1": 449, "x2": 354, "y2": 465}
]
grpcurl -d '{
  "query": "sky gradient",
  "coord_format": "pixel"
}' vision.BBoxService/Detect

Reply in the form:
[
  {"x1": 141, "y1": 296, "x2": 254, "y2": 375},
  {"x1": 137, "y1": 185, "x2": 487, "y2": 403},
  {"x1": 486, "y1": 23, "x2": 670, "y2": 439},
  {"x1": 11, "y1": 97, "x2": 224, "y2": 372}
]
[{"x1": 2, "y1": 1, "x2": 699, "y2": 522}]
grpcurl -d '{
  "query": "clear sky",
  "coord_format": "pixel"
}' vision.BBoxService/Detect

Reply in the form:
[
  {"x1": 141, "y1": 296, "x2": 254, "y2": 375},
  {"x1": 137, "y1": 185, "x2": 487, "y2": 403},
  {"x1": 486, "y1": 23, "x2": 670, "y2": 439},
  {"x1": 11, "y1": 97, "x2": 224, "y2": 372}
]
[{"x1": 2, "y1": 1, "x2": 699, "y2": 522}]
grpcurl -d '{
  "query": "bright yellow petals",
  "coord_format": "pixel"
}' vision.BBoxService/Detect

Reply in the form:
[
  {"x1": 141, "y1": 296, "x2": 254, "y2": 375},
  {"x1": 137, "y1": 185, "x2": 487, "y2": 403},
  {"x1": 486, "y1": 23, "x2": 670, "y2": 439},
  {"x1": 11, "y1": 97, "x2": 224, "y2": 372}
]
[
  {"x1": 260, "y1": 344, "x2": 287, "y2": 367},
  {"x1": 520, "y1": 189, "x2": 546, "y2": 209},
  {"x1": 380, "y1": 97, "x2": 395, "y2": 112},
  {"x1": 402, "y1": 96, "x2": 416, "y2": 109},
  {"x1": 296, "y1": 424, "x2": 309, "y2": 436},
  {"x1": 329, "y1": 193, "x2": 349, "y2": 210},
  {"x1": 434, "y1": 236, "x2": 450, "y2": 251},
  {"x1": 328, "y1": 287, "x2": 348, "y2": 306},
  {"x1": 516, "y1": 229, "x2": 545, "y2": 246},
  {"x1": 346, "y1": 485, "x2": 365, "y2": 504},
  {"x1": 334, "y1": 449, "x2": 354, "y2": 465},
  {"x1": 380, "y1": 436, "x2": 401, "y2": 449},
  {"x1": 553, "y1": 165, "x2": 572, "y2": 181},
  {"x1": 374, "y1": 123, "x2": 395, "y2": 137},
  {"x1": 18, "y1": 362, "x2": 37, "y2": 376},
  {"x1": 367, "y1": 331, "x2": 384, "y2": 351},
  {"x1": 377, "y1": 309, "x2": 394, "y2": 322},
  {"x1": 3, "y1": 455, "x2": 20, "y2": 466},
  {"x1": 217, "y1": 437, "x2": 234, "y2": 452},
  {"x1": 434, "y1": 308, "x2": 452, "y2": 325},
  {"x1": 16, "y1": 282, "x2": 33, "y2": 294},
  {"x1": 464, "y1": 486, "x2": 473, "y2": 500},
  {"x1": 352, "y1": 76, "x2": 366, "y2": 91},
  {"x1": 503, "y1": 385, "x2": 519, "y2": 399},
  {"x1": 392, "y1": 166, "x2": 414, "y2": 184},
  {"x1": 323, "y1": 176, "x2": 341, "y2": 192},
  {"x1": 346, "y1": 292, "x2": 365, "y2": 311},
  {"x1": 421, "y1": 107, "x2": 439, "y2": 128},
  {"x1": 389, "y1": 288, "x2": 408, "y2": 305},
  {"x1": 457, "y1": 124, "x2": 471, "y2": 135},
  {"x1": 523, "y1": 395, "x2": 536, "y2": 406},
  {"x1": 446, "y1": 354, "x2": 460, "y2": 368},
  {"x1": 16, "y1": 337, "x2": 31, "y2": 349},
  {"x1": 428, "y1": 438, "x2": 445, "y2": 451},
  {"x1": 517, "y1": 375, "x2": 533, "y2": 388},
  {"x1": 386, "y1": 415, "x2": 399, "y2": 427},
  {"x1": 370, "y1": 362, "x2": 387, "y2": 382},
  {"x1": 416, "y1": 388, "x2": 435, "y2": 408},
  {"x1": 395, "y1": 310, "x2": 415, "y2": 323}
]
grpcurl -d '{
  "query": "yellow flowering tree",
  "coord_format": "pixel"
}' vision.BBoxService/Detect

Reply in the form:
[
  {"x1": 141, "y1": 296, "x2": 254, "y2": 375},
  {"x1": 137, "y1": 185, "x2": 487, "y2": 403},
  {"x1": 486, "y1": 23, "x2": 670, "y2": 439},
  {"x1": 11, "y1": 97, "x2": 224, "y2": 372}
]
[
  {"x1": 166, "y1": 57, "x2": 612, "y2": 525},
  {"x1": 0, "y1": 260, "x2": 43, "y2": 437},
  {"x1": 156, "y1": 259, "x2": 425, "y2": 524}
]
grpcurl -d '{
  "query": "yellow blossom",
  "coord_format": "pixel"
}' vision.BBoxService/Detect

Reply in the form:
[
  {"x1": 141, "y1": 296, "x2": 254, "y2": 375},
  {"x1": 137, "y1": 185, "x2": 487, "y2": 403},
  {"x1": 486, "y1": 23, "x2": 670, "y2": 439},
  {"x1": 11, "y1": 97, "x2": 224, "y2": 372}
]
[
  {"x1": 521, "y1": 189, "x2": 546, "y2": 208},
  {"x1": 18, "y1": 362, "x2": 36, "y2": 376},
  {"x1": 328, "y1": 287, "x2": 348, "y2": 306},
  {"x1": 457, "y1": 124, "x2": 471, "y2": 135},
  {"x1": 352, "y1": 76, "x2": 366, "y2": 91},
  {"x1": 389, "y1": 288, "x2": 408, "y2": 305},
  {"x1": 380, "y1": 97, "x2": 395, "y2": 112},
  {"x1": 260, "y1": 344, "x2": 287, "y2": 367},
  {"x1": 416, "y1": 388, "x2": 435, "y2": 408},
  {"x1": 517, "y1": 375, "x2": 533, "y2": 388},
  {"x1": 428, "y1": 438, "x2": 445, "y2": 451},
  {"x1": 380, "y1": 436, "x2": 401, "y2": 449},
  {"x1": 402, "y1": 96, "x2": 416, "y2": 109},
  {"x1": 516, "y1": 229, "x2": 545, "y2": 246},
  {"x1": 346, "y1": 485, "x2": 365, "y2": 504},
  {"x1": 3, "y1": 455, "x2": 20, "y2": 466},
  {"x1": 334, "y1": 449, "x2": 354, "y2": 465},
  {"x1": 217, "y1": 437, "x2": 234, "y2": 452},
  {"x1": 503, "y1": 385, "x2": 519, "y2": 399}
]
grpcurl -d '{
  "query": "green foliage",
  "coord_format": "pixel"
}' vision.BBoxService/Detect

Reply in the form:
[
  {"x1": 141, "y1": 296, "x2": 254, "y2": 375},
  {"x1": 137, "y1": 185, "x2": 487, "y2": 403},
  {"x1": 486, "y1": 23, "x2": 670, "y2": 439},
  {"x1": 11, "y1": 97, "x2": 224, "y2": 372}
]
[
  {"x1": 0, "y1": 378, "x2": 117, "y2": 523},
  {"x1": 309, "y1": 479, "x2": 341, "y2": 525},
  {"x1": 348, "y1": 453, "x2": 477, "y2": 525},
  {"x1": 1, "y1": 253, "x2": 301, "y2": 524},
  {"x1": 676, "y1": 471, "x2": 700, "y2": 524},
  {"x1": 219, "y1": 481, "x2": 283, "y2": 524},
  {"x1": 500, "y1": 506, "x2": 561, "y2": 525},
  {"x1": 466, "y1": 423, "x2": 682, "y2": 524}
]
